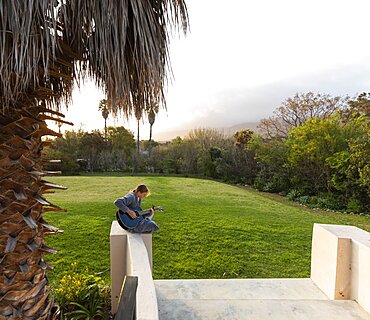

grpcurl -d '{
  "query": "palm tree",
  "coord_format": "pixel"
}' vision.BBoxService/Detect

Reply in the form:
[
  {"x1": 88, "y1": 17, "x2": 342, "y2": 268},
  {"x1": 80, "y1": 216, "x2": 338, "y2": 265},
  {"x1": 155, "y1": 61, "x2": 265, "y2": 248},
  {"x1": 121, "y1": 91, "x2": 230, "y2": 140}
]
[
  {"x1": 0, "y1": 2, "x2": 188, "y2": 319},
  {"x1": 135, "y1": 108, "x2": 142, "y2": 155},
  {"x1": 99, "y1": 99, "x2": 110, "y2": 171},
  {"x1": 98, "y1": 99, "x2": 109, "y2": 140},
  {"x1": 56, "y1": 117, "x2": 63, "y2": 134},
  {"x1": 148, "y1": 104, "x2": 159, "y2": 155}
]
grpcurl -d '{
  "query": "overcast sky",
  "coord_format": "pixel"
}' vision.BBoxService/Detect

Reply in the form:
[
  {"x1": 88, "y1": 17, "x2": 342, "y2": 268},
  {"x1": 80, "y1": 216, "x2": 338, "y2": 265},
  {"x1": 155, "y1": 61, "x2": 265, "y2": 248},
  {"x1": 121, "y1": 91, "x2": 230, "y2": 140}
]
[{"x1": 51, "y1": 0, "x2": 370, "y2": 139}]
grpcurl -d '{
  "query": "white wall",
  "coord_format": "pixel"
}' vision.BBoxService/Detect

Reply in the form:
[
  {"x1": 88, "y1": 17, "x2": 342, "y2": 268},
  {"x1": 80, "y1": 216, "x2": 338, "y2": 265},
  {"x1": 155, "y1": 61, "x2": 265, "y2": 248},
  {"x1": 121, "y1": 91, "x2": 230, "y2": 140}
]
[
  {"x1": 110, "y1": 221, "x2": 158, "y2": 319},
  {"x1": 311, "y1": 223, "x2": 370, "y2": 313}
]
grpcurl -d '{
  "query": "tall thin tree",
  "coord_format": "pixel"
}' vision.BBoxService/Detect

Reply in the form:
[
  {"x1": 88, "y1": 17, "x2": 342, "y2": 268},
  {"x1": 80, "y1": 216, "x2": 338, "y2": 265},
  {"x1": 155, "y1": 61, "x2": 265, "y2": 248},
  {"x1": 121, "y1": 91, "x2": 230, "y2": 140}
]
[
  {"x1": 148, "y1": 104, "x2": 159, "y2": 156},
  {"x1": 98, "y1": 99, "x2": 110, "y2": 171},
  {"x1": 0, "y1": 2, "x2": 188, "y2": 319},
  {"x1": 135, "y1": 108, "x2": 142, "y2": 155},
  {"x1": 98, "y1": 99, "x2": 109, "y2": 140}
]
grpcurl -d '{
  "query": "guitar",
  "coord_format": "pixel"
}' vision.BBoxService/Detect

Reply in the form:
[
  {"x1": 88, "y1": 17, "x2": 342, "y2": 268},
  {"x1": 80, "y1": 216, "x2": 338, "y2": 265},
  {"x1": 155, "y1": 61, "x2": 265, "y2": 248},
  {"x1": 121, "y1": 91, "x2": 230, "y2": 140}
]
[{"x1": 116, "y1": 206, "x2": 164, "y2": 230}]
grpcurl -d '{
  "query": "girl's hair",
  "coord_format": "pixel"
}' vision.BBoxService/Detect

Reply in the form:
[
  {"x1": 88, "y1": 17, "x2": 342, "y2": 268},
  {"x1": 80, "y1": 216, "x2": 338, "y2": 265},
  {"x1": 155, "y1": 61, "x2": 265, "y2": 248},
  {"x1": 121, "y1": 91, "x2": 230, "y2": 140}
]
[{"x1": 133, "y1": 184, "x2": 150, "y2": 194}]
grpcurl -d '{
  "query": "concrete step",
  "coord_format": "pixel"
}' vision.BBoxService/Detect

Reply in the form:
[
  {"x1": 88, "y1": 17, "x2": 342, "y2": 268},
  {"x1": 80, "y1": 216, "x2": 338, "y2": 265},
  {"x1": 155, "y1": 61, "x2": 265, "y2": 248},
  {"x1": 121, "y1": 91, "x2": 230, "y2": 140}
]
[
  {"x1": 155, "y1": 278, "x2": 327, "y2": 301},
  {"x1": 154, "y1": 279, "x2": 370, "y2": 320}
]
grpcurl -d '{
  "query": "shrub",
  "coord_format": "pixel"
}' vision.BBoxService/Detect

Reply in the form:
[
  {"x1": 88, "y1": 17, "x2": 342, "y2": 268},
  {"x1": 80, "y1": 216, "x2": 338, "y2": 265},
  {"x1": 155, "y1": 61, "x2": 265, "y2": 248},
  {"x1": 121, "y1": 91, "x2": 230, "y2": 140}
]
[
  {"x1": 53, "y1": 263, "x2": 110, "y2": 320},
  {"x1": 346, "y1": 197, "x2": 364, "y2": 213},
  {"x1": 297, "y1": 195, "x2": 311, "y2": 205},
  {"x1": 315, "y1": 193, "x2": 345, "y2": 211},
  {"x1": 287, "y1": 189, "x2": 301, "y2": 201},
  {"x1": 253, "y1": 173, "x2": 289, "y2": 193}
]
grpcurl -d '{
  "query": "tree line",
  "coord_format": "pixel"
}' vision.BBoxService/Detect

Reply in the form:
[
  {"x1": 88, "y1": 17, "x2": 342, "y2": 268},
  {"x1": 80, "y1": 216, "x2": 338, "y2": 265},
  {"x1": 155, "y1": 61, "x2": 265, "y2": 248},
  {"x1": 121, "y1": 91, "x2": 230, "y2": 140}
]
[
  {"x1": 45, "y1": 92, "x2": 370, "y2": 213},
  {"x1": 45, "y1": 126, "x2": 136, "y2": 173}
]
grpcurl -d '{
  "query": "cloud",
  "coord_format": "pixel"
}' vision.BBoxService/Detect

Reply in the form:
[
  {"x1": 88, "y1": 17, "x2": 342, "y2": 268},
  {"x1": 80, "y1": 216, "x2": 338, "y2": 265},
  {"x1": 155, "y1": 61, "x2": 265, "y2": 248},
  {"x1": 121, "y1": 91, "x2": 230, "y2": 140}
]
[{"x1": 176, "y1": 59, "x2": 370, "y2": 129}]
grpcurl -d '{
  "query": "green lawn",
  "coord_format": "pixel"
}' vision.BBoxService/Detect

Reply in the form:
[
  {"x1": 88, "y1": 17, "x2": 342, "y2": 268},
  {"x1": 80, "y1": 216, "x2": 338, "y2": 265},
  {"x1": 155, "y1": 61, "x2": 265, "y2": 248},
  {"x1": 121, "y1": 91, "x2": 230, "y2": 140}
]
[{"x1": 44, "y1": 176, "x2": 370, "y2": 285}]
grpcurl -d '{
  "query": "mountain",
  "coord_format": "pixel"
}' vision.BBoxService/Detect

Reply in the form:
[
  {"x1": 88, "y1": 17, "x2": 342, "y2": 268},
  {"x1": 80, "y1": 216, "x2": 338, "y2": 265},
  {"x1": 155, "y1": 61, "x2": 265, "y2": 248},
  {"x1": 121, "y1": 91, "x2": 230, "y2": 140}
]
[
  {"x1": 223, "y1": 122, "x2": 259, "y2": 135},
  {"x1": 154, "y1": 122, "x2": 259, "y2": 142}
]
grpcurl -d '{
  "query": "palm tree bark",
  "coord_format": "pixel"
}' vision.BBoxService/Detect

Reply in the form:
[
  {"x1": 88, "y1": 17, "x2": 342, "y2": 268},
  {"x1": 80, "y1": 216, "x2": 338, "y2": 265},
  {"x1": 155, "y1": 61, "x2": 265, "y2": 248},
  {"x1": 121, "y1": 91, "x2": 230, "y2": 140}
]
[{"x1": 0, "y1": 103, "x2": 68, "y2": 319}]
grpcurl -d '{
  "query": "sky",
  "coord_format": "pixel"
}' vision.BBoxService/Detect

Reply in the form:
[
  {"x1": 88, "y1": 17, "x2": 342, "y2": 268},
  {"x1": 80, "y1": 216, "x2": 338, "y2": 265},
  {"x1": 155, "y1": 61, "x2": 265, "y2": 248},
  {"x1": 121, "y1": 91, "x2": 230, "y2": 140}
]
[{"x1": 50, "y1": 0, "x2": 370, "y2": 140}]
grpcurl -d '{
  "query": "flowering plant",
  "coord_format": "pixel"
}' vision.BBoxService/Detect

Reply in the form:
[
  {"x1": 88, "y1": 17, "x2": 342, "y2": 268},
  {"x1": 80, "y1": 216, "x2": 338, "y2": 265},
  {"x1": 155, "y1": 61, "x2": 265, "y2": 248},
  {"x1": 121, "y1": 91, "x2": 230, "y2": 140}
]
[{"x1": 52, "y1": 263, "x2": 110, "y2": 319}]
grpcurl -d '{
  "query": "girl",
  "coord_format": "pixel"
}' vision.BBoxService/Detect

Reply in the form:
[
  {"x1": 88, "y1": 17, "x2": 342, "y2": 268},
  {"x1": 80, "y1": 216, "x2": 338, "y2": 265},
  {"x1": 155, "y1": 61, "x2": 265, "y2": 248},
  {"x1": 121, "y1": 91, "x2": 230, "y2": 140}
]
[{"x1": 114, "y1": 184, "x2": 159, "y2": 233}]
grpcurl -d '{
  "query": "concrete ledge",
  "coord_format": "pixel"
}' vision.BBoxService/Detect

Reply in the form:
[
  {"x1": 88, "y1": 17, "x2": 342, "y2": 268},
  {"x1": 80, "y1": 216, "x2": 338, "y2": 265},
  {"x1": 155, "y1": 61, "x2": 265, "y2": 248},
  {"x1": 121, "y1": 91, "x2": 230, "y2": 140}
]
[
  {"x1": 127, "y1": 232, "x2": 159, "y2": 320},
  {"x1": 311, "y1": 223, "x2": 370, "y2": 313},
  {"x1": 311, "y1": 224, "x2": 351, "y2": 299},
  {"x1": 110, "y1": 221, "x2": 158, "y2": 319},
  {"x1": 350, "y1": 229, "x2": 370, "y2": 314}
]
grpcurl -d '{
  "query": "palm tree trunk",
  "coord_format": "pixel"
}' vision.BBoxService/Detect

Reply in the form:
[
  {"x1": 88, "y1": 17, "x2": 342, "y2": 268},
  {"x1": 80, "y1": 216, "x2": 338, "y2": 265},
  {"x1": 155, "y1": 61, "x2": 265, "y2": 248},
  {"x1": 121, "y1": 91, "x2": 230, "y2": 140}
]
[
  {"x1": 103, "y1": 118, "x2": 108, "y2": 172},
  {"x1": 149, "y1": 124, "x2": 153, "y2": 145},
  {"x1": 104, "y1": 118, "x2": 107, "y2": 141},
  {"x1": 0, "y1": 104, "x2": 66, "y2": 319},
  {"x1": 137, "y1": 119, "x2": 140, "y2": 155},
  {"x1": 149, "y1": 124, "x2": 153, "y2": 156}
]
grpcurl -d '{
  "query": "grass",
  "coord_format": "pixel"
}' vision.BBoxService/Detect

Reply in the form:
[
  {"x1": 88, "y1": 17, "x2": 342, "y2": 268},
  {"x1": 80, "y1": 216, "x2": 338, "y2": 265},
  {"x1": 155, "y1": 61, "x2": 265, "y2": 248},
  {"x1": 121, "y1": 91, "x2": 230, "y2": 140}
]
[{"x1": 44, "y1": 176, "x2": 370, "y2": 285}]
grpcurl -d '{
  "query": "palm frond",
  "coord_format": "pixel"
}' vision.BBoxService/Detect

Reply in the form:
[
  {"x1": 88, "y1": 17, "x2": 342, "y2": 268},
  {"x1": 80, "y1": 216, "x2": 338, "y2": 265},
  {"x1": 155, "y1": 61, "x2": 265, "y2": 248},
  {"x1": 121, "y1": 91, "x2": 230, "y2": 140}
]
[{"x1": 0, "y1": 0, "x2": 189, "y2": 117}]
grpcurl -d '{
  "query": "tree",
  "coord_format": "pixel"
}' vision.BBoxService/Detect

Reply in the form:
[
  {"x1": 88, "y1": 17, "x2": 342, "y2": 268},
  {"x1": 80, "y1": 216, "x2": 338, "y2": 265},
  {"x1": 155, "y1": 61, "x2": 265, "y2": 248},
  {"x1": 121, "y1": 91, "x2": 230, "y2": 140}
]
[
  {"x1": 98, "y1": 99, "x2": 110, "y2": 170},
  {"x1": 147, "y1": 103, "x2": 159, "y2": 156},
  {"x1": 135, "y1": 108, "x2": 142, "y2": 155},
  {"x1": 207, "y1": 146, "x2": 223, "y2": 178},
  {"x1": 228, "y1": 130, "x2": 257, "y2": 183},
  {"x1": 44, "y1": 130, "x2": 83, "y2": 173},
  {"x1": 249, "y1": 135, "x2": 290, "y2": 192},
  {"x1": 143, "y1": 139, "x2": 159, "y2": 150},
  {"x1": 98, "y1": 99, "x2": 109, "y2": 140},
  {"x1": 79, "y1": 131, "x2": 105, "y2": 172},
  {"x1": 285, "y1": 114, "x2": 370, "y2": 211},
  {"x1": 326, "y1": 115, "x2": 370, "y2": 211},
  {"x1": 0, "y1": 2, "x2": 188, "y2": 319},
  {"x1": 342, "y1": 92, "x2": 370, "y2": 120},
  {"x1": 286, "y1": 116, "x2": 349, "y2": 194},
  {"x1": 258, "y1": 92, "x2": 347, "y2": 139},
  {"x1": 187, "y1": 128, "x2": 227, "y2": 175},
  {"x1": 234, "y1": 129, "x2": 254, "y2": 148},
  {"x1": 107, "y1": 126, "x2": 136, "y2": 171}
]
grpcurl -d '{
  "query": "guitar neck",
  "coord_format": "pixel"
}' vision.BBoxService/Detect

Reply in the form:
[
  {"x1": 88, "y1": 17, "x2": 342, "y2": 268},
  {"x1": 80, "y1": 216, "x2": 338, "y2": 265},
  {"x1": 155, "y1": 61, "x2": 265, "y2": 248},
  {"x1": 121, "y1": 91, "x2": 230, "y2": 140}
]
[
  {"x1": 136, "y1": 209, "x2": 153, "y2": 216},
  {"x1": 136, "y1": 207, "x2": 162, "y2": 216}
]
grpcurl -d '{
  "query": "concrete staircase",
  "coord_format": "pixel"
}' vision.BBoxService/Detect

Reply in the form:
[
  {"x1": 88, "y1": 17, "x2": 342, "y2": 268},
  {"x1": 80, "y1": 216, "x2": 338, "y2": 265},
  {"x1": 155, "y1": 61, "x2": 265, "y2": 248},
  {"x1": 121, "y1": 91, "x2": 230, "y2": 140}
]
[{"x1": 155, "y1": 278, "x2": 370, "y2": 320}]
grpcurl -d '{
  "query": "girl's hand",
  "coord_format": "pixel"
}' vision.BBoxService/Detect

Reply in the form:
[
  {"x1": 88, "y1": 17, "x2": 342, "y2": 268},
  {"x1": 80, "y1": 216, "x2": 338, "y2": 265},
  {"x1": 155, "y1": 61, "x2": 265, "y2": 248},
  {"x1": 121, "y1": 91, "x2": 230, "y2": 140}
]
[{"x1": 127, "y1": 209, "x2": 136, "y2": 218}]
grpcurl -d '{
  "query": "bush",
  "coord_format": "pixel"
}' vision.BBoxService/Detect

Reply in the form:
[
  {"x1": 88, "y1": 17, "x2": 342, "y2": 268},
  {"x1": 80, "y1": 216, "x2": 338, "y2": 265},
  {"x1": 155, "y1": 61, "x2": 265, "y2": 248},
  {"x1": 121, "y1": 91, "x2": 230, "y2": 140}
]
[
  {"x1": 315, "y1": 193, "x2": 345, "y2": 211},
  {"x1": 53, "y1": 263, "x2": 110, "y2": 320},
  {"x1": 346, "y1": 197, "x2": 364, "y2": 213},
  {"x1": 262, "y1": 182, "x2": 276, "y2": 192},
  {"x1": 287, "y1": 189, "x2": 301, "y2": 201},
  {"x1": 253, "y1": 173, "x2": 289, "y2": 193},
  {"x1": 316, "y1": 197, "x2": 332, "y2": 209},
  {"x1": 286, "y1": 192, "x2": 345, "y2": 211},
  {"x1": 297, "y1": 195, "x2": 311, "y2": 205}
]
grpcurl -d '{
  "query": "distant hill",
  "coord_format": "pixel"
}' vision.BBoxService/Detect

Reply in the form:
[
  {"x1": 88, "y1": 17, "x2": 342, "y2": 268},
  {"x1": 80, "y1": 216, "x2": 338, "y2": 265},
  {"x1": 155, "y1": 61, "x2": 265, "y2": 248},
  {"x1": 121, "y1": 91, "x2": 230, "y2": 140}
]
[
  {"x1": 154, "y1": 122, "x2": 259, "y2": 142},
  {"x1": 223, "y1": 122, "x2": 259, "y2": 135}
]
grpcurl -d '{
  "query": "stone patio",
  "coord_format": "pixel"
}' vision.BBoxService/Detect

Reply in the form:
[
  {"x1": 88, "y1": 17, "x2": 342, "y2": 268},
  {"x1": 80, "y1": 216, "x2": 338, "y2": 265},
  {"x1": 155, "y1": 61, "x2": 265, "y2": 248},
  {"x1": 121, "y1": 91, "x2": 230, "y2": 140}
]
[{"x1": 155, "y1": 278, "x2": 370, "y2": 319}]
